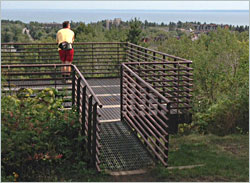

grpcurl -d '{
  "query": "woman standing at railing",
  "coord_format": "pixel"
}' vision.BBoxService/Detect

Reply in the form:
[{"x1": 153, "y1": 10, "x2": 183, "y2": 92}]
[{"x1": 56, "y1": 21, "x2": 75, "y2": 82}]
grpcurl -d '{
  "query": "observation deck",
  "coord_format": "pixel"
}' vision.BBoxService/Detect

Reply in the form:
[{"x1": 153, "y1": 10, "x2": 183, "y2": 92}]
[{"x1": 2, "y1": 42, "x2": 193, "y2": 172}]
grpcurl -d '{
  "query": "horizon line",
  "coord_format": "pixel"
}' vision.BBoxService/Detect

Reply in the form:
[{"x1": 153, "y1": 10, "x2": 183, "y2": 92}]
[{"x1": 2, "y1": 9, "x2": 249, "y2": 11}]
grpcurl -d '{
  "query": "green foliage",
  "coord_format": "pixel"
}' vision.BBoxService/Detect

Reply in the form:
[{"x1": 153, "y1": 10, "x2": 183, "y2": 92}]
[
  {"x1": 158, "y1": 28, "x2": 249, "y2": 135},
  {"x1": 28, "y1": 21, "x2": 58, "y2": 41},
  {"x1": 169, "y1": 22, "x2": 177, "y2": 31},
  {"x1": 178, "y1": 123, "x2": 194, "y2": 135},
  {"x1": 1, "y1": 88, "x2": 97, "y2": 181},
  {"x1": 126, "y1": 18, "x2": 143, "y2": 44},
  {"x1": 1, "y1": 20, "x2": 30, "y2": 42},
  {"x1": 2, "y1": 19, "x2": 248, "y2": 136},
  {"x1": 74, "y1": 23, "x2": 98, "y2": 42},
  {"x1": 105, "y1": 27, "x2": 128, "y2": 42}
]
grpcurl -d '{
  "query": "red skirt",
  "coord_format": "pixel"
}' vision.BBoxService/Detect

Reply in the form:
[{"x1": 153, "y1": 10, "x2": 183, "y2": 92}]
[{"x1": 59, "y1": 49, "x2": 74, "y2": 62}]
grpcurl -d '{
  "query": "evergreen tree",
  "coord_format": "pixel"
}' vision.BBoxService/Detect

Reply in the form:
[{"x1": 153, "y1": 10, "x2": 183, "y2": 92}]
[
  {"x1": 126, "y1": 18, "x2": 142, "y2": 44},
  {"x1": 239, "y1": 26, "x2": 245, "y2": 33},
  {"x1": 169, "y1": 22, "x2": 176, "y2": 31},
  {"x1": 177, "y1": 21, "x2": 183, "y2": 28}
]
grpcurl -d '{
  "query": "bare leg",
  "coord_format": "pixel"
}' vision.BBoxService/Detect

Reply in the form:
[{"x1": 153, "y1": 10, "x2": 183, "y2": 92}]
[{"x1": 65, "y1": 61, "x2": 72, "y2": 84}]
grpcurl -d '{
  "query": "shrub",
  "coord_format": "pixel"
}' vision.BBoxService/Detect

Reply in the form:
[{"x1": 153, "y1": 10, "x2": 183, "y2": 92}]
[
  {"x1": 1, "y1": 88, "x2": 86, "y2": 181},
  {"x1": 158, "y1": 29, "x2": 249, "y2": 135}
]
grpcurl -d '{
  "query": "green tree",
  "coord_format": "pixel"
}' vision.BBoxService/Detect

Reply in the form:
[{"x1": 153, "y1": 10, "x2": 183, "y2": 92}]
[
  {"x1": 177, "y1": 21, "x2": 183, "y2": 28},
  {"x1": 126, "y1": 18, "x2": 142, "y2": 44},
  {"x1": 157, "y1": 28, "x2": 249, "y2": 134},
  {"x1": 168, "y1": 22, "x2": 176, "y2": 31}
]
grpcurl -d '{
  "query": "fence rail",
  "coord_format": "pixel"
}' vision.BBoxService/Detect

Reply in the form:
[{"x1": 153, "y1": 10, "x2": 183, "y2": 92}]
[
  {"x1": 1, "y1": 42, "x2": 192, "y2": 79},
  {"x1": 1, "y1": 64, "x2": 102, "y2": 171},
  {"x1": 1, "y1": 64, "x2": 72, "y2": 106},
  {"x1": 124, "y1": 62, "x2": 193, "y2": 115},
  {"x1": 2, "y1": 41, "x2": 193, "y2": 168},
  {"x1": 71, "y1": 65, "x2": 102, "y2": 171},
  {"x1": 1, "y1": 42, "x2": 127, "y2": 78},
  {"x1": 121, "y1": 63, "x2": 170, "y2": 166},
  {"x1": 126, "y1": 42, "x2": 192, "y2": 63}
]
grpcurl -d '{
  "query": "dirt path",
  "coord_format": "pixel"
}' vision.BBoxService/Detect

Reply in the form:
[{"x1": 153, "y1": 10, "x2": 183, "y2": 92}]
[
  {"x1": 105, "y1": 164, "x2": 206, "y2": 182},
  {"x1": 107, "y1": 172, "x2": 158, "y2": 182},
  {"x1": 22, "y1": 28, "x2": 34, "y2": 41}
]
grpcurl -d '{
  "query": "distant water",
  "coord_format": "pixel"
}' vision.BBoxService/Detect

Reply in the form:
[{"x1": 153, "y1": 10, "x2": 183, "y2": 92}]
[{"x1": 1, "y1": 9, "x2": 249, "y2": 26}]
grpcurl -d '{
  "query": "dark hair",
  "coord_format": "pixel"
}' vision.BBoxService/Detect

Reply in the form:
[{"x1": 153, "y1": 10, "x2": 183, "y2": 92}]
[{"x1": 62, "y1": 21, "x2": 70, "y2": 28}]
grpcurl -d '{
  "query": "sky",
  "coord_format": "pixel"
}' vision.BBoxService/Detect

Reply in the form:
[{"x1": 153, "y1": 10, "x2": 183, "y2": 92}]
[{"x1": 1, "y1": 1, "x2": 249, "y2": 10}]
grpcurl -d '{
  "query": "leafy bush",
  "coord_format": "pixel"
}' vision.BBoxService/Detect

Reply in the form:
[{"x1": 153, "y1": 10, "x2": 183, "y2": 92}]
[
  {"x1": 1, "y1": 88, "x2": 89, "y2": 181},
  {"x1": 194, "y1": 94, "x2": 248, "y2": 135},
  {"x1": 178, "y1": 123, "x2": 194, "y2": 135},
  {"x1": 158, "y1": 28, "x2": 249, "y2": 135}
]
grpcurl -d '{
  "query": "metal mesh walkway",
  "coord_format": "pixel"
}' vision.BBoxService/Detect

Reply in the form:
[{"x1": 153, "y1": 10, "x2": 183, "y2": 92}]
[
  {"x1": 87, "y1": 78, "x2": 121, "y2": 122},
  {"x1": 99, "y1": 121, "x2": 154, "y2": 171},
  {"x1": 2, "y1": 42, "x2": 193, "y2": 172},
  {"x1": 87, "y1": 78, "x2": 155, "y2": 171}
]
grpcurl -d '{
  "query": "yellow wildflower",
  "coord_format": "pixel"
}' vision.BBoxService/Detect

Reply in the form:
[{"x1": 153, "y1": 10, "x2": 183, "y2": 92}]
[{"x1": 13, "y1": 172, "x2": 19, "y2": 182}]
